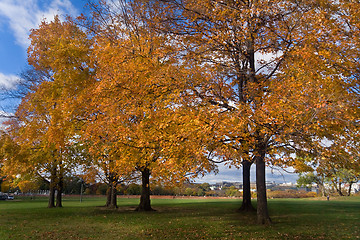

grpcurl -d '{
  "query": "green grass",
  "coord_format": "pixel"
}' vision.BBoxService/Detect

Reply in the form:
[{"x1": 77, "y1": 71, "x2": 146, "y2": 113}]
[{"x1": 0, "y1": 196, "x2": 359, "y2": 239}]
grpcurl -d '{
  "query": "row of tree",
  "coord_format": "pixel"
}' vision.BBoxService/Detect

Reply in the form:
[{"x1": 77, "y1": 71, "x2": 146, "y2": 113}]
[
  {"x1": 0, "y1": 0, "x2": 359, "y2": 224},
  {"x1": 297, "y1": 169, "x2": 360, "y2": 197}
]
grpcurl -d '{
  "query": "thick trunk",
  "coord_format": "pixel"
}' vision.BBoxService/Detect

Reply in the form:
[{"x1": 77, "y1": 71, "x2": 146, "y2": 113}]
[
  {"x1": 106, "y1": 187, "x2": 111, "y2": 207},
  {"x1": 111, "y1": 187, "x2": 117, "y2": 208},
  {"x1": 48, "y1": 185, "x2": 56, "y2": 208},
  {"x1": 239, "y1": 160, "x2": 255, "y2": 212},
  {"x1": 255, "y1": 142, "x2": 271, "y2": 225},
  {"x1": 56, "y1": 173, "x2": 63, "y2": 208},
  {"x1": 106, "y1": 183, "x2": 118, "y2": 208},
  {"x1": 136, "y1": 168, "x2": 153, "y2": 211},
  {"x1": 105, "y1": 171, "x2": 118, "y2": 208},
  {"x1": 48, "y1": 167, "x2": 56, "y2": 208}
]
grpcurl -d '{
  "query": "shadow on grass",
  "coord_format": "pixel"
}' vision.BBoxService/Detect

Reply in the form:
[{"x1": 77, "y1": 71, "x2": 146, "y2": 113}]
[{"x1": 1, "y1": 196, "x2": 359, "y2": 239}]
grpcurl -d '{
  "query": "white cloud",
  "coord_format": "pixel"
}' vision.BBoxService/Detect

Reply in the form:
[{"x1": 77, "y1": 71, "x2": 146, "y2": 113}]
[
  {"x1": 0, "y1": 0, "x2": 78, "y2": 48},
  {"x1": 0, "y1": 72, "x2": 20, "y2": 89}
]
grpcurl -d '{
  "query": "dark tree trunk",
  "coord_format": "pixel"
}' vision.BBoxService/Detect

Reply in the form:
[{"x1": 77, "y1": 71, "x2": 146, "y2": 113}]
[
  {"x1": 56, "y1": 172, "x2": 63, "y2": 208},
  {"x1": 255, "y1": 141, "x2": 271, "y2": 225},
  {"x1": 337, "y1": 182, "x2": 344, "y2": 196},
  {"x1": 105, "y1": 171, "x2": 118, "y2": 208},
  {"x1": 106, "y1": 187, "x2": 111, "y2": 207},
  {"x1": 239, "y1": 160, "x2": 255, "y2": 212},
  {"x1": 105, "y1": 183, "x2": 118, "y2": 208},
  {"x1": 348, "y1": 182, "x2": 353, "y2": 196},
  {"x1": 48, "y1": 166, "x2": 56, "y2": 208},
  {"x1": 48, "y1": 185, "x2": 56, "y2": 208},
  {"x1": 136, "y1": 167, "x2": 153, "y2": 211},
  {"x1": 111, "y1": 187, "x2": 117, "y2": 208}
]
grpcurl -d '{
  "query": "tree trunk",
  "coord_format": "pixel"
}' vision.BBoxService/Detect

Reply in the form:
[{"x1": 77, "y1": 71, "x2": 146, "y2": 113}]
[
  {"x1": 337, "y1": 182, "x2": 344, "y2": 196},
  {"x1": 136, "y1": 167, "x2": 153, "y2": 211},
  {"x1": 48, "y1": 184, "x2": 56, "y2": 208},
  {"x1": 255, "y1": 142, "x2": 271, "y2": 225},
  {"x1": 239, "y1": 160, "x2": 255, "y2": 212},
  {"x1": 317, "y1": 181, "x2": 326, "y2": 197},
  {"x1": 111, "y1": 186, "x2": 117, "y2": 208},
  {"x1": 106, "y1": 187, "x2": 111, "y2": 207},
  {"x1": 105, "y1": 171, "x2": 118, "y2": 208},
  {"x1": 106, "y1": 183, "x2": 118, "y2": 208},
  {"x1": 48, "y1": 166, "x2": 56, "y2": 208},
  {"x1": 347, "y1": 182, "x2": 353, "y2": 196},
  {"x1": 56, "y1": 172, "x2": 63, "y2": 208}
]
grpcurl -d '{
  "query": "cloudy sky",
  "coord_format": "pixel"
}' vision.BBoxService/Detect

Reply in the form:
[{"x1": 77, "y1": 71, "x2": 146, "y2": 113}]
[
  {"x1": 0, "y1": 0, "x2": 299, "y2": 184},
  {"x1": 0, "y1": 0, "x2": 85, "y2": 96},
  {"x1": 0, "y1": 0, "x2": 92, "y2": 122}
]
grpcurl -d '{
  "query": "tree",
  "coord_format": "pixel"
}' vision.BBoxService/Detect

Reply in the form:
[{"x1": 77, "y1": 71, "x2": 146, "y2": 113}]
[
  {"x1": 149, "y1": 0, "x2": 360, "y2": 224},
  {"x1": 297, "y1": 172, "x2": 327, "y2": 196},
  {"x1": 332, "y1": 168, "x2": 360, "y2": 196},
  {"x1": 80, "y1": 142, "x2": 139, "y2": 208},
  {"x1": 0, "y1": 176, "x2": 4, "y2": 192},
  {"x1": 1, "y1": 16, "x2": 95, "y2": 208},
  {"x1": 199, "y1": 183, "x2": 210, "y2": 192},
  {"x1": 77, "y1": 0, "x2": 215, "y2": 211},
  {"x1": 297, "y1": 158, "x2": 360, "y2": 197},
  {"x1": 27, "y1": 14, "x2": 141, "y2": 209},
  {"x1": 295, "y1": 124, "x2": 360, "y2": 197},
  {"x1": 0, "y1": 132, "x2": 11, "y2": 193}
]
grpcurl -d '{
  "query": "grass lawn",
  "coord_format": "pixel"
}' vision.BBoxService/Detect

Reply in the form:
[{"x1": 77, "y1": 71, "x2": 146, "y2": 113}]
[{"x1": 0, "y1": 195, "x2": 359, "y2": 239}]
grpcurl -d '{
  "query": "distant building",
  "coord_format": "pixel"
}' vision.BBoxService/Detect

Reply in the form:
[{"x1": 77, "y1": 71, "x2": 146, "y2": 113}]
[{"x1": 209, "y1": 181, "x2": 242, "y2": 190}]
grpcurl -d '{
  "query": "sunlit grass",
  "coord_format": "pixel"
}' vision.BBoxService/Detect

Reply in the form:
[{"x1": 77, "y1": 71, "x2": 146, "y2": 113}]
[{"x1": 0, "y1": 196, "x2": 359, "y2": 239}]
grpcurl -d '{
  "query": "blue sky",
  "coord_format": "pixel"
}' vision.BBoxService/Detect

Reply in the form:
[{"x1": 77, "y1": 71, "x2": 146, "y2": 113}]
[
  {"x1": 0, "y1": 0, "x2": 299, "y2": 184},
  {"x1": 0, "y1": 0, "x2": 86, "y2": 96}
]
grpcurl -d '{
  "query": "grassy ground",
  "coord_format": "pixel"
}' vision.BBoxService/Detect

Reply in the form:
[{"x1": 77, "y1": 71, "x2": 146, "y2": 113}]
[{"x1": 0, "y1": 195, "x2": 359, "y2": 239}]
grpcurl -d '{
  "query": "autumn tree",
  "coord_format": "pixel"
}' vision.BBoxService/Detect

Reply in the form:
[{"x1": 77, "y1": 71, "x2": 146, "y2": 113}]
[
  {"x1": 25, "y1": 14, "x2": 140, "y2": 209},
  {"x1": 290, "y1": 0, "x2": 360, "y2": 197},
  {"x1": 79, "y1": 140, "x2": 139, "y2": 208},
  {"x1": 149, "y1": 0, "x2": 360, "y2": 224},
  {"x1": 295, "y1": 131, "x2": 360, "y2": 197},
  {"x1": 1, "y1": 16, "x2": 95, "y2": 208},
  {"x1": 319, "y1": 137, "x2": 359, "y2": 197},
  {"x1": 80, "y1": 0, "x2": 215, "y2": 211},
  {"x1": 0, "y1": 126, "x2": 62, "y2": 198}
]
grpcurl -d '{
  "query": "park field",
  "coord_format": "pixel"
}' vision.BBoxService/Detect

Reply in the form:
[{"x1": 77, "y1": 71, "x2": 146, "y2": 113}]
[{"x1": 0, "y1": 195, "x2": 359, "y2": 239}]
